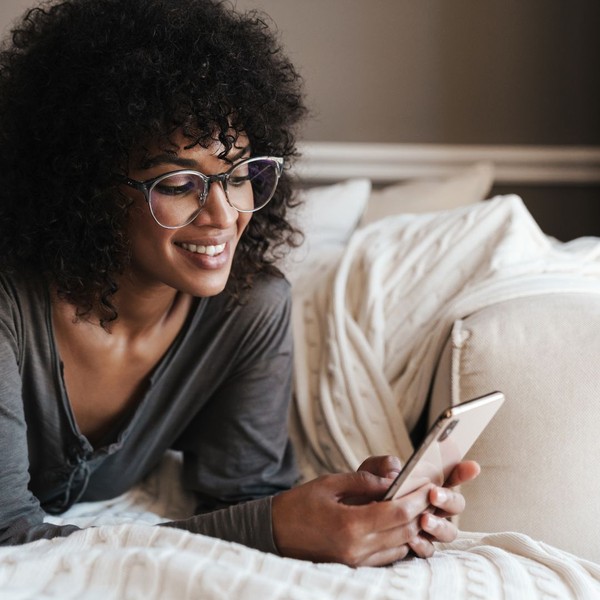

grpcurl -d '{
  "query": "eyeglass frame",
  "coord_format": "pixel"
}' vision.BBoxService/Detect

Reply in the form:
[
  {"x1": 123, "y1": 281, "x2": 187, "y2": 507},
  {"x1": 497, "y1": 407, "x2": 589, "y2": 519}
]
[{"x1": 119, "y1": 155, "x2": 284, "y2": 229}]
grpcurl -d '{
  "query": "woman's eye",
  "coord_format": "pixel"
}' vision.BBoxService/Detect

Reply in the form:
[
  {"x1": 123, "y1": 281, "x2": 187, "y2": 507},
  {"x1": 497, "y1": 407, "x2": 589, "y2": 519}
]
[
  {"x1": 228, "y1": 163, "x2": 251, "y2": 188},
  {"x1": 155, "y1": 178, "x2": 197, "y2": 196},
  {"x1": 228, "y1": 175, "x2": 250, "y2": 188}
]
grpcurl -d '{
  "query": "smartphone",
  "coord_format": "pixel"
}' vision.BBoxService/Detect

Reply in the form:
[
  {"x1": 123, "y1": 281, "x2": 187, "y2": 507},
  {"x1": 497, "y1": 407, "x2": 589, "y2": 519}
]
[{"x1": 382, "y1": 391, "x2": 505, "y2": 501}]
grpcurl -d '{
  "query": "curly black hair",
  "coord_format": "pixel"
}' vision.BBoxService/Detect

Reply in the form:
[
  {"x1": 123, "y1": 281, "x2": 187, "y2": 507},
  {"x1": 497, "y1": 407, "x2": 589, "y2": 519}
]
[{"x1": 0, "y1": 0, "x2": 306, "y2": 323}]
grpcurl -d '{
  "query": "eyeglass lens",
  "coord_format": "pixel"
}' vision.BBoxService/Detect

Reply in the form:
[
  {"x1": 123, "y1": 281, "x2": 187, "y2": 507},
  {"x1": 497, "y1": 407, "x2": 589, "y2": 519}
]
[{"x1": 149, "y1": 158, "x2": 280, "y2": 228}]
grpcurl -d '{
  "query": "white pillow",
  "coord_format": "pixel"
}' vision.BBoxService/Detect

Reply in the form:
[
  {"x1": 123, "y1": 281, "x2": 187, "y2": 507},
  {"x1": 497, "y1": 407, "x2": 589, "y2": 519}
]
[
  {"x1": 282, "y1": 178, "x2": 371, "y2": 284},
  {"x1": 359, "y1": 162, "x2": 494, "y2": 226}
]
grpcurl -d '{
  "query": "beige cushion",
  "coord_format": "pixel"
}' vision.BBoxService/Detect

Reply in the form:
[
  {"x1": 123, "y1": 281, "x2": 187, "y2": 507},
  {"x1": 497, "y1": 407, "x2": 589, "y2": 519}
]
[
  {"x1": 359, "y1": 162, "x2": 494, "y2": 226},
  {"x1": 429, "y1": 293, "x2": 600, "y2": 563}
]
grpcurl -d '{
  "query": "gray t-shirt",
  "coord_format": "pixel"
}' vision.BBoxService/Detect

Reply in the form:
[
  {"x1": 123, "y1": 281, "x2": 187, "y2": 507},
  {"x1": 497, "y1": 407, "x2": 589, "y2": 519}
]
[{"x1": 0, "y1": 272, "x2": 298, "y2": 552}]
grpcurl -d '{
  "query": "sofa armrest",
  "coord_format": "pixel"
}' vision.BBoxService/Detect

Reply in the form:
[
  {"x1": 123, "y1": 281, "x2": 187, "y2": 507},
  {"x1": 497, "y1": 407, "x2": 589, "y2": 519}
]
[{"x1": 429, "y1": 292, "x2": 600, "y2": 563}]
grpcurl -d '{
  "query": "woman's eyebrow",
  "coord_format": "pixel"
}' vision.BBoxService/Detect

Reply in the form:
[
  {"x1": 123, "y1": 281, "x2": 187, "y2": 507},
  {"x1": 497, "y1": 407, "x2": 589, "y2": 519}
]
[
  {"x1": 139, "y1": 154, "x2": 198, "y2": 170},
  {"x1": 139, "y1": 146, "x2": 251, "y2": 170}
]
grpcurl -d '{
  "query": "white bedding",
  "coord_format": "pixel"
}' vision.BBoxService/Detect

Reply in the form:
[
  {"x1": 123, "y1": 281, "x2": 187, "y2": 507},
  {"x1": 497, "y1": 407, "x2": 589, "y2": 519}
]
[
  {"x1": 2, "y1": 452, "x2": 599, "y2": 600},
  {"x1": 4, "y1": 196, "x2": 600, "y2": 599}
]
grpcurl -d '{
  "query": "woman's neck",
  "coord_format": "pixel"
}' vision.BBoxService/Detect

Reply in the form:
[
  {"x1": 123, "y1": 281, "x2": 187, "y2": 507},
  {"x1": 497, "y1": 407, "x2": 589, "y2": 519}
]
[
  {"x1": 106, "y1": 277, "x2": 192, "y2": 338},
  {"x1": 53, "y1": 275, "x2": 194, "y2": 341}
]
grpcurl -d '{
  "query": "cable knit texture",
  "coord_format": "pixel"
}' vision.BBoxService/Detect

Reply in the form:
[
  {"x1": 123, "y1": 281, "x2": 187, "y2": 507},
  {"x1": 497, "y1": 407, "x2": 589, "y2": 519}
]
[{"x1": 0, "y1": 451, "x2": 599, "y2": 599}]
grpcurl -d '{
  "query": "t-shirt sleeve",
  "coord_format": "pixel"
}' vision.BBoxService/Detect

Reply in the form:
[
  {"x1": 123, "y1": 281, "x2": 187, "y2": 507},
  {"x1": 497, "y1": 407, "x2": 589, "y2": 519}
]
[
  {"x1": 0, "y1": 282, "x2": 81, "y2": 545},
  {"x1": 171, "y1": 277, "x2": 298, "y2": 550},
  {"x1": 162, "y1": 495, "x2": 278, "y2": 553}
]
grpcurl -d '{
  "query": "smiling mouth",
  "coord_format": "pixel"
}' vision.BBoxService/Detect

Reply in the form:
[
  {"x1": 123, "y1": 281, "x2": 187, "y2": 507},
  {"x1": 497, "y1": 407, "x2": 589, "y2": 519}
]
[{"x1": 177, "y1": 242, "x2": 226, "y2": 257}]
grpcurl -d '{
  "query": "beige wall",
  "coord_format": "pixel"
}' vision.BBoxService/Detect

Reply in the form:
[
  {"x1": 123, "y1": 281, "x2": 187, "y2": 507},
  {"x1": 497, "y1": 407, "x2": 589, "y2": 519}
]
[
  {"x1": 2, "y1": 0, "x2": 598, "y2": 146},
  {"x1": 234, "y1": 0, "x2": 599, "y2": 145},
  {"x1": 0, "y1": 0, "x2": 30, "y2": 34}
]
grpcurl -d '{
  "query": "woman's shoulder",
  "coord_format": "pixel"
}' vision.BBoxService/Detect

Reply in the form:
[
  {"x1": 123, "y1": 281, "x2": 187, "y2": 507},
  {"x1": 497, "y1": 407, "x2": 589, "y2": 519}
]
[
  {"x1": 205, "y1": 273, "x2": 291, "y2": 312},
  {"x1": 0, "y1": 270, "x2": 48, "y2": 323},
  {"x1": 0, "y1": 270, "x2": 46, "y2": 302},
  {"x1": 238, "y1": 273, "x2": 291, "y2": 322},
  {"x1": 244, "y1": 272, "x2": 292, "y2": 305},
  {"x1": 0, "y1": 272, "x2": 50, "y2": 360},
  {"x1": 189, "y1": 273, "x2": 292, "y2": 333}
]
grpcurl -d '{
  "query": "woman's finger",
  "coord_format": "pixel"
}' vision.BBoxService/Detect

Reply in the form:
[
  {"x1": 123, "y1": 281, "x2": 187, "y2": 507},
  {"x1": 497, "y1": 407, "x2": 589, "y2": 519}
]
[
  {"x1": 444, "y1": 460, "x2": 480, "y2": 487},
  {"x1": 358, "y1": 543, "x2": 412, "y2": 567},
  {"x1": 363, "y1": 483, "x2": 432, "y2": 533},
  {"x1": 420, "y1": 512, "x2": 459, "y2": 543},
  {"x1": 354, "y1": 508, "x2": 427, "y2": 565},
  {"x1": 428, "y1": 485, "x2": 466, "y2": 517},
  {"x1": 338, "y1": 485, "x2": 434, "y2": 565},
  {"x1": 357, "y1": 455, "x2": 402, "y2": 479},
  {"x1": 407, "y1": 534, "x2": 436, "y2": 558}
]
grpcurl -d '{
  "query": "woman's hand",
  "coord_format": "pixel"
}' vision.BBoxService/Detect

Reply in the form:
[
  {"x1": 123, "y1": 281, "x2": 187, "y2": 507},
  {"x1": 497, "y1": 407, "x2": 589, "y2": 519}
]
[
  {"x1": 357, "y1": 455, "x2": 480, "y2": 558},
  {"x1": 271, "y1": 455, "x2": 480, "y2": 567},
  {"x1": 272, "y1": 470, "x2": 432, "y2": 567}
]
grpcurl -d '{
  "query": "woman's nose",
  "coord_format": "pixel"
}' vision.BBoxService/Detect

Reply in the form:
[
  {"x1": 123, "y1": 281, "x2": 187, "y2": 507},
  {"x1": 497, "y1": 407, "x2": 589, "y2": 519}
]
[{"x1": 192, "y1": 180, "x2": 238, "y2": 227}]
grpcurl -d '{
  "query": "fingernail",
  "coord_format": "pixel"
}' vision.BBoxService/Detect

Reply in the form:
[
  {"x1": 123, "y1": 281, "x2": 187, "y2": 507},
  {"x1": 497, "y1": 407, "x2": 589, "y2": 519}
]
[
  {"x1": 435, "y1": 488, "x2": 448, "y2": 503},
  {"x1": 424, "y1": 513, "x2": 439, "y2": 531}
]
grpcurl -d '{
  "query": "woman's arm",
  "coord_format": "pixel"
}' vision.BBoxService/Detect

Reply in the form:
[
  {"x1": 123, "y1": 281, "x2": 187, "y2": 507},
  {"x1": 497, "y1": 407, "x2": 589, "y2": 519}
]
[
  {"x1": 163, "y1": 496, "x2": 278, "y2": 553},
  {"x1": 166, "y1": 277, "x2": 298, "y2": 548},
  {"x1": 0, "y1": 312, "x2": 81, "y2": 545}
]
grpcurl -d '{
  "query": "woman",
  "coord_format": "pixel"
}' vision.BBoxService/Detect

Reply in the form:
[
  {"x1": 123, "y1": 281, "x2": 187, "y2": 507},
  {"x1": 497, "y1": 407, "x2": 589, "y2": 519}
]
[{"x1": 0, "y1": 0, "x2": 478, "y2": 566}]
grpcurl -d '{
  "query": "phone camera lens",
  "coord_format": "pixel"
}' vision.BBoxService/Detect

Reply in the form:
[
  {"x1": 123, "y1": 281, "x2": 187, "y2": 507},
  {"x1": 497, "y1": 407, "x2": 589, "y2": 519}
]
[{"x1": 439, "y1": 419, "x2": 458, "y2": 442}]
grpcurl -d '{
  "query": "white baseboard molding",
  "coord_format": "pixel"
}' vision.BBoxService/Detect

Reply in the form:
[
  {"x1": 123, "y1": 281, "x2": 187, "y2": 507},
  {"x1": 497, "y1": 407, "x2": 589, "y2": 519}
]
[{"x1": 295, "y1": 141, "x2": 600, "y2": 186}]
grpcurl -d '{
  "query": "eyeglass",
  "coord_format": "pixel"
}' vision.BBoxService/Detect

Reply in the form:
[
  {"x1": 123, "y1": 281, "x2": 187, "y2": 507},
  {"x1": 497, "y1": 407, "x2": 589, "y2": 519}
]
[{"x1": 120, "y1": 156, "x2": 284, "y2": 229}]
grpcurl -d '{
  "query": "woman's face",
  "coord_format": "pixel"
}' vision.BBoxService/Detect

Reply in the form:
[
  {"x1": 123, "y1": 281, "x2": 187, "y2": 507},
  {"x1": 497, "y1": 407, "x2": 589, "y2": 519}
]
[{"x1": 123, "y1": 132, "x2": 253, "y2": 298}]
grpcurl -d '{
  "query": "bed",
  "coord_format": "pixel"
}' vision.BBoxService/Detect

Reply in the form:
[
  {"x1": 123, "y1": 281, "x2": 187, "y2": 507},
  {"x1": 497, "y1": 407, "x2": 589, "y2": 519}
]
[{"x1": 2, "y1": 142, "x2": 600, "y2": 599}]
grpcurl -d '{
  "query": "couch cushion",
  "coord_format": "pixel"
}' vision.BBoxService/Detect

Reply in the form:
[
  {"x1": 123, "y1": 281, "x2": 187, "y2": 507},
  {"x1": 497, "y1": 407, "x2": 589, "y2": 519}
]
[
  {"x1": 359, "y1": 162, "x2": 494, "y2": 226},
  {"x1": 429, "y1": 292, "x2": 600, "y2": 563}
]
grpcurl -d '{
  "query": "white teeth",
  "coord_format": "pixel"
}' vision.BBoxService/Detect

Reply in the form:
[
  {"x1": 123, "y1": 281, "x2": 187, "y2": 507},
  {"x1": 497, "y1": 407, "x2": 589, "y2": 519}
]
[{"x1": 179, "y1": 242, "x2": 226, "y2": 256}]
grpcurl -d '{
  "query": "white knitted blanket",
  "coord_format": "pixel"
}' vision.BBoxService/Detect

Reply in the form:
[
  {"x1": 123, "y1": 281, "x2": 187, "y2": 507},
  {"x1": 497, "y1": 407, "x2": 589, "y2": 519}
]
[
  {"x1": 291, "y1": 195, "x2": 600, "y2": 477},
  {"x1": 2, "y1": 452, "x2": 599, "y2": 600}
]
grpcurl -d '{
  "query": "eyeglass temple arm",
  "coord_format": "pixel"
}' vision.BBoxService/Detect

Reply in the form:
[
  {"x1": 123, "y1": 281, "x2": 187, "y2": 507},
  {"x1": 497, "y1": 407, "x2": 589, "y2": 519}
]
[{"x1": 118, "y1": 175, "x2": 146, "y2": 193}]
